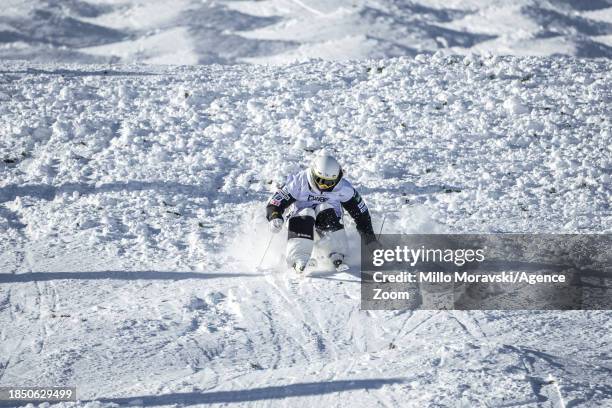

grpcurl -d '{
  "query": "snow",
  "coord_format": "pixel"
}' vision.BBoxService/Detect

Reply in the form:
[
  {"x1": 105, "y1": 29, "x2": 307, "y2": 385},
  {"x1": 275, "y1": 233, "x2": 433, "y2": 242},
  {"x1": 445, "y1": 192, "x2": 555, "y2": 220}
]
[
  {"x1": 1, "y1": 0, "x2": 612, "y2": 64},
  {"x1": 0, "y1": 55, "x2": 610, "y2": 407}
]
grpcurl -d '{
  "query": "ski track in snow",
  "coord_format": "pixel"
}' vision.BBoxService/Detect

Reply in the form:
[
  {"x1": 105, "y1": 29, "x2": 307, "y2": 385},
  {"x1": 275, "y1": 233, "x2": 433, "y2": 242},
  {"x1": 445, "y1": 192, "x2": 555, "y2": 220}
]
[{"x1": 0, "y1": 56, "x2": 610, "y2": 407}]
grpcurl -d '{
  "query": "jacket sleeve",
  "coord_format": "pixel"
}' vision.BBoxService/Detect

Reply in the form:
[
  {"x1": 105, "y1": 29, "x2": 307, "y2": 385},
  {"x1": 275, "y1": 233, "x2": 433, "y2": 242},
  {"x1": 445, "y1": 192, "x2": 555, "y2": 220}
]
[
  {"x1": 341, "y1": 189, "x2": 377, "y2": 244},
  {"x1": 266, "y1": 187, "x2": 296, "y2": 221}
]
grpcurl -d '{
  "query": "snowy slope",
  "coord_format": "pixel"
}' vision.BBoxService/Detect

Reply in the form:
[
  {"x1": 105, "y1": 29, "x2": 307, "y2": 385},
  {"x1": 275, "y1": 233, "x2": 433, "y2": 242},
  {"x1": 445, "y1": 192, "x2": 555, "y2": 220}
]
[
  {"x1": 1, "y1": 0, "x2": 612, "y2": 64},
  {"x1": 0, "y1": 55, "x2": 611, "y2": 407}
]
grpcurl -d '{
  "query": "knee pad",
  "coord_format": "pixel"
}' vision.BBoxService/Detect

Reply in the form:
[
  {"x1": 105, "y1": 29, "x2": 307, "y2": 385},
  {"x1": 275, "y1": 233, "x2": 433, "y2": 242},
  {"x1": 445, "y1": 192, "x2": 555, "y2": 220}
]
[
  {"x1": 288, "y1": 211, "x2": 315, "y2": 240},
  {"x1": 315, "y1": 207, "x2": 343, "y2": 232}
]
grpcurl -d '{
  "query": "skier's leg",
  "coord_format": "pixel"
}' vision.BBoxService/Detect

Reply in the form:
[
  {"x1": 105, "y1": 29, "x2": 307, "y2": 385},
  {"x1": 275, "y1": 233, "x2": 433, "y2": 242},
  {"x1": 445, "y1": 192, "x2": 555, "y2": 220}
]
[
  {"x1": 315, "y1": 203, "x2": 348, "y2": 266},
  {"x1": 286, "y1": 207, "x2": 315, "y2": 269}
]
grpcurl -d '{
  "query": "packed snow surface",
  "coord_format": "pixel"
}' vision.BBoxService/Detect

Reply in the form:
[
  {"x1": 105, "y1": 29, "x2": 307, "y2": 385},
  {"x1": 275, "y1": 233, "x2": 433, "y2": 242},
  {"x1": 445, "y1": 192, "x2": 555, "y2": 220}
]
[
  {"x1": 0, "y1": 55, "x2": 611, "y2": 407},
  {"x1": 1, "y1": 0, "x2": 612, "y2": 64}
]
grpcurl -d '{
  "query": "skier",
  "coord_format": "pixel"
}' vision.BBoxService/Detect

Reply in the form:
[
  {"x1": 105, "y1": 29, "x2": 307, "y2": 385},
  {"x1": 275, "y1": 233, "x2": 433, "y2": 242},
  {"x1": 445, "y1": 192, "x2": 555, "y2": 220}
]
[{"x1": 266, "y1": 153, "x2": 377, "y2": 272}]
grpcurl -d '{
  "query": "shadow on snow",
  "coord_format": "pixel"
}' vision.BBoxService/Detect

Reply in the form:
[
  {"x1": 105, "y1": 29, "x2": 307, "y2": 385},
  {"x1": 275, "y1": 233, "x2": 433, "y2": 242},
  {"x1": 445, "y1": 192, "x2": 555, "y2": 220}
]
[
  {"x1": 87, "y1": 378, "x2": 404, "y2": 406},
  {"x1": 0, "y1": 271, "x2": 262, "y2": 283}
]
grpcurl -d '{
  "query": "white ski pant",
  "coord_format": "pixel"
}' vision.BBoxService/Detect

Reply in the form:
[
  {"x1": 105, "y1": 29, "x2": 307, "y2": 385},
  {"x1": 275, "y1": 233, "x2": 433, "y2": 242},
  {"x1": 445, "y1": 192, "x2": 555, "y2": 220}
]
[{"x1": 285, "y1": 203, "x2": 348, "y2": 266}]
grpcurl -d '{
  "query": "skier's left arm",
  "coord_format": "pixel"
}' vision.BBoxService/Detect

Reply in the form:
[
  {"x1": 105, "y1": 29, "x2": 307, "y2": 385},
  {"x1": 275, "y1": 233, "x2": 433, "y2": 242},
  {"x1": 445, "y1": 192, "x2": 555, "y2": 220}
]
[{"x1": 341, "y1": 189, "x2": 377, "y2": 244}]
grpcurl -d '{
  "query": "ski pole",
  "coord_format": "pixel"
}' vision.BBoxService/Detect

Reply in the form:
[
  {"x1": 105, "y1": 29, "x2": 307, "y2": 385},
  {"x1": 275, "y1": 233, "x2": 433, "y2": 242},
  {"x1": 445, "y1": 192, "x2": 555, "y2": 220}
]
[
  {"x1": 256, "y1": 234, "x2": 274, "y2": 270},
  {"x1": 377, "y1": 213, "x2": 387, "y2": 241}
]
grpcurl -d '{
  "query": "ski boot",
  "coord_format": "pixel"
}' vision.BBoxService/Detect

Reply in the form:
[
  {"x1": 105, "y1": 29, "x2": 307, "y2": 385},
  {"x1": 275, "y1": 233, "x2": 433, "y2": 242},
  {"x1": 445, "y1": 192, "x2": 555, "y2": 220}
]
[
  {"x1": 292, "y1": 260, "x2": 306, "y2": 273},
  {"x1": 330, "y1": 252, "x2": 349, "y2": 272},
  {"x1": 293, "y1": 258, "x2": 317, "y2": 274}
]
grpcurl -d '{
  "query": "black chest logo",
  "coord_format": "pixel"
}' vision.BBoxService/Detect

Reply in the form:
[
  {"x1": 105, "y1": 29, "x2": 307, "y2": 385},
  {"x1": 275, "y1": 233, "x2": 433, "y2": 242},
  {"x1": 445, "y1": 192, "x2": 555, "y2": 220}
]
[{"x1": 307, "y1": 194, "x2": 328, "y2": 202}]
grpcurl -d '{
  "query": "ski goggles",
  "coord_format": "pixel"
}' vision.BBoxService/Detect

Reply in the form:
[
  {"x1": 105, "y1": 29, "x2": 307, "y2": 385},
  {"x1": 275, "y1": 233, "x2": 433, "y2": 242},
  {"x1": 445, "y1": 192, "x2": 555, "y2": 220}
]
[{"x1": 312, "y1": 170, "x2": 339, "y2": 189}]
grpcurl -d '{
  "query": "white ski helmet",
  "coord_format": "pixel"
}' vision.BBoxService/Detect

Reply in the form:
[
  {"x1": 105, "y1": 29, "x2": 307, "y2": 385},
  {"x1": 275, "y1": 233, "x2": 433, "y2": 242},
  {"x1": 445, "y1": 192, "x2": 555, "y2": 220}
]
[{"x1": 307, "y1": 153, "x2": 343, "y2": 192}]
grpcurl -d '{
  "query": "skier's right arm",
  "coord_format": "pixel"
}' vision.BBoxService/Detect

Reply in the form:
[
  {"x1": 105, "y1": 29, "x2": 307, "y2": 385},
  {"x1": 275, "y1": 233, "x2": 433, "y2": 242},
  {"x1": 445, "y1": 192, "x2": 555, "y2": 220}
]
[{"x1": 266, "y1": 187, "x2": 296, "y2": 221}]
